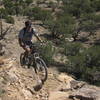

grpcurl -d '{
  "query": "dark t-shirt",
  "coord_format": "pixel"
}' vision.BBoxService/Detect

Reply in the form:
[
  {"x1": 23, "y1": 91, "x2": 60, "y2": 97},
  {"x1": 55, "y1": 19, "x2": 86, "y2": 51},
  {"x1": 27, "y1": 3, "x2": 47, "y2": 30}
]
[{"x1": 18, "y1": 28, "x2": 35, "y2": 42}]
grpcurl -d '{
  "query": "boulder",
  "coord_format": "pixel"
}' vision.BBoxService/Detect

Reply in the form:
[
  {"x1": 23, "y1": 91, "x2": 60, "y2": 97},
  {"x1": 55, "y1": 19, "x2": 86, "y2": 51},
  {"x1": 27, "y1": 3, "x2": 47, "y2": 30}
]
[{"x1": 69, "y1": 85, "x2": 100, "y2": 100}]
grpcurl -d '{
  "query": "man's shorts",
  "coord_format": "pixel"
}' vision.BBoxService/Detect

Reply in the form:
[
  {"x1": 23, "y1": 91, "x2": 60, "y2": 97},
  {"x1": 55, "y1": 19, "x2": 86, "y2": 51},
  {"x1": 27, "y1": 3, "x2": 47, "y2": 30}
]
[{"x1": 23, "y1": 41, "x2": 32, "y2": 48}]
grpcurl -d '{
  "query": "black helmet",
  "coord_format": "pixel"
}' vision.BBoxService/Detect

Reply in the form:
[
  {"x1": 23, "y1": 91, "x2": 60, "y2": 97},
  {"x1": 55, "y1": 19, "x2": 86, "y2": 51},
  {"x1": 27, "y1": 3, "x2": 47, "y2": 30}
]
[{"x1": 25, "y1": 20, "x2": 32, "y2": 27}]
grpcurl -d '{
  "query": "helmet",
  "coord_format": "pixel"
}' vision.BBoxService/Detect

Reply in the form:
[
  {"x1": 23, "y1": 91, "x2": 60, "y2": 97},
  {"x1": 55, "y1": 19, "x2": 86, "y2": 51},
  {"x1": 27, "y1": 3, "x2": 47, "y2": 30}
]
[{"x1": 25, "y1": 20, "x2": 32, "y2": 27}]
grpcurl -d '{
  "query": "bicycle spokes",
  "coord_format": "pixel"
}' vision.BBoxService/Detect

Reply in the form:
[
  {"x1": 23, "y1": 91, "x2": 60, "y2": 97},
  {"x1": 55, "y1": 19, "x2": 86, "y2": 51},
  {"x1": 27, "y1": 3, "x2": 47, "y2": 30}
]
[{"x1": 35, "y1": 59, "x2": 48, "y2": 82}]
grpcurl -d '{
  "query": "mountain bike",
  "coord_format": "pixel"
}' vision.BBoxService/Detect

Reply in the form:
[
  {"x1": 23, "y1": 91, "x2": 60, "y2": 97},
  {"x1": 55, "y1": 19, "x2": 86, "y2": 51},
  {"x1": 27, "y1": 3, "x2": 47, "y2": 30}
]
[{"x1": 20, "y1": 43, "x2": 48, "y2": 83}]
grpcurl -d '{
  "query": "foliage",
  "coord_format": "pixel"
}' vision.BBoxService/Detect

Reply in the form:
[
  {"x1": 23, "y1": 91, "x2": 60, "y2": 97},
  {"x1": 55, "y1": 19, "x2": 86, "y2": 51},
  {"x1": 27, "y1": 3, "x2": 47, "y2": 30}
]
[
  {"x1": 91, "y1": 0, "x2": 100, "y2": 11},
  {"x1": 62, "y1": 0, "x2": 95, "y2": 18},
  {"x1": 40, "y1": 42, "x2": 55, "y2": 65},
  {"x1": 2, "y1": 0, "x2": 99, "y2": 40},
  {"x1": 3, "y1": 0, "x2": 33, "y2": 15},
  {"x1": 44, "y1": 13, "x2": 76, "y2": 39},
  {"x1": 44, "y1": 0, "x2": 100, "y2": 40},
  {"x1": 63, "y1": 42, "x2": 83, "y2": 56},
  {"x1": 24, "y1": 0, "x2": 33, "y2": 6},
  {"x1": 64, "y1": 45, "x2": 100, "y2": 85},
  {"x1": 31, "y1": 7, "x2": 52, "y2": 21},
  {"x1": 0, "y1": 8, "x2": 8, "y2": 18},
  {"x1": 5, "y1": 16, "x2": 15, "y2": 24},
  {"x1": 79, "y1": 13, "x2": 100, "y2": 35},
  {"x1": 23, "y1": 7, "x2": 33, "y2": 16}
]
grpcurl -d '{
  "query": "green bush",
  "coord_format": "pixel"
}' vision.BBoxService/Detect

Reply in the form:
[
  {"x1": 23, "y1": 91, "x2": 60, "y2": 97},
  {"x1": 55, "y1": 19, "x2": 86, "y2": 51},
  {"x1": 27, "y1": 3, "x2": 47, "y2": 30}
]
[
  {"x1": 91, "y1": 0, "x2": 100, "y2": 11},
  {"x1": 93, "y1": 14, "x2": 100, "y2": 23},
  {"x1": 3, "y1": 0, "x2": 16, "y2": 15},
  {"x1": 63, "y1": 42, "x2": 84, "y2": 56},
  {"x1": 3, "y1": 0, "x2": 14, "y2": 8},
  {"x1": 23, "y1": 7, "x2": 33, "y2": 16},
  {"x1": 0, "y1": 8, "x2": 8, "y2": 18},
  {"x1": 62, "y1": 0, "x2": 95, "y2": 18},
  {"x1": 30, "y1": 7, "x2": 52, "y2": 21},
  {"x1": 40, "y1": 42, "x2": 55, "y2": 65},
  {"x1": 3, "y1": 0, "x2": 33, "y2": 16},
  {"x1": 24, "y1": 0, "x2": 33, "y2": 5},
  {"x1": 44, "y1": 13, "x2": 75, "y2": 39},
  {"x1": 65, "y1": 45, "x2": 100, "y2": 85},
  {"x1": 5, "y1": 16, "x2": 15, "y2": 24},
  {"x1": 84, "y1": 46, "x2": 100, "y2": 68}
]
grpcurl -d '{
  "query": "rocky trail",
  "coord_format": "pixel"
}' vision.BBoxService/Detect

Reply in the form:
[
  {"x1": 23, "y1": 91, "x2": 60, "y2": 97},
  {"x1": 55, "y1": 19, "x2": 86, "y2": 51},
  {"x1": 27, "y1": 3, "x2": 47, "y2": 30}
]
[
  {"x1": 0, "y1": 57, "x2": 100, "y2": 100},
  {"x1": 0, "y1": 17, "x2": 100, "y2": 100}
]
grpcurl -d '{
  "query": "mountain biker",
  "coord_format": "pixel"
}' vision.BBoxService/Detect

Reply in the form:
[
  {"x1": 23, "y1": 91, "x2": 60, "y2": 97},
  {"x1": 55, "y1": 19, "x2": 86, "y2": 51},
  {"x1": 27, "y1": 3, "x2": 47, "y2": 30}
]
[
  {"x1": 18, "y1": 20, "x2": 42, "y2": 54},
  {"x1": 19, "y1": 21, "x2": 47, "y2": 85}
]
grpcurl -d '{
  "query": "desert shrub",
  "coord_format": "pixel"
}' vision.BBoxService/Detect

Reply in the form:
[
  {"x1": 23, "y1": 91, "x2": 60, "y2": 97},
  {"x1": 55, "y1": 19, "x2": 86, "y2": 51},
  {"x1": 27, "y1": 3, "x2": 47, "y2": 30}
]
[
  {"x1": 24, "y1": 0, "x2": 33, "y2": 6},
  {"x1": 91, "y1": 0, "x2": 100, "y2": 11},
  {"x1": 63, "y1": 42, "x2": 84, "y2": 56},
  {"x1": 30, "y1": 7, "x2": 52, "y2": 21},
  {"x1": 44, "y1": 13, "x2": 76, "y2": 39},
  {"x1": 3, "y1": 0, "x2": 33, "y2": 15},
  {"x1": 3, "y1": 0, "x2": 15, "y2": 15},
  {"x1": 93, "y1": 14, "x2": 100, "y2": 23},
  {"x1": 23, "y1": 7, "x2": 33, "y2": 16},
  {"x1": 78, "y1": 13, "x2": 100, "y2": 36},
  {"x1": 81, "y1": 20, "x2": 96, "y2": 34},
  {"x1": 65, "y1": 45, "x2": 100, "y2": 85},
  {"x1": 3, "y1": 0, "x2": 13, "y2": 8},
  {"x1": 62, "y1": 0, "x2": 95, "y2": 18},
  {"x1": 40, "y1": 42, "x2": 55, "y2": 65},
  {"x1": 84, "y1": 46, "x2": 100, "y2": 68},
  {"x1": 0, "y1": 8, "x2": 8, "y2": 18},
  {"x1": 5, "y1": 16, "x2": 15, "y2": 24}
]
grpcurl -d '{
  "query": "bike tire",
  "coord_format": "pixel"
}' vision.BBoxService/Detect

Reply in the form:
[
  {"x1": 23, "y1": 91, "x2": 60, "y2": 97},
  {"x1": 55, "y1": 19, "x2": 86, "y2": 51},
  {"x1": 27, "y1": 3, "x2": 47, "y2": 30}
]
[
  {"x1": 35, "y1": 58, "x2": 48, "y2": 83},
  {"x1": 20, "y1": 53, "x2": 31, "y2": 68},
  {"x1": 20, "y1": 53, "x2": 25, "y2": 66}
]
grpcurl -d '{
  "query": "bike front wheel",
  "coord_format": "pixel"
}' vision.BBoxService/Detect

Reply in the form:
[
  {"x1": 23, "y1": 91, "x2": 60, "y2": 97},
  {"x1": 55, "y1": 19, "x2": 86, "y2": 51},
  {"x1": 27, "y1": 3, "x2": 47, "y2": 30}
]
[{"x1": 35, "y1": 58, "x2": 48, "y2": 83}]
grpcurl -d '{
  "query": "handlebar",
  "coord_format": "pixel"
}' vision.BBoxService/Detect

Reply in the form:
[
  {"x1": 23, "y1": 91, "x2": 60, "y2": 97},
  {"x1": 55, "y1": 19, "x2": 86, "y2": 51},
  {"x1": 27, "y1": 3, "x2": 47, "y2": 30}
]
[{"x1": 30, "y1": 41, "x2": 47, "y2": 48}]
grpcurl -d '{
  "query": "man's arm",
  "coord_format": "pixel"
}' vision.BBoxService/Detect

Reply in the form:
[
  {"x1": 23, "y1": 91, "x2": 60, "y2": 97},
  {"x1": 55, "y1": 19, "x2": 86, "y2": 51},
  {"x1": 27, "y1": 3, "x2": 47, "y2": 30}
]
[
  {"x1": 18, "y1": 38, "x2": 24, "y2": 47},
  {"x1": 32, "y1": 28, "x2": 43, "y2": 42},
  {"x1": 34, "y1": 33, "x2": 43, "y2": 42}
]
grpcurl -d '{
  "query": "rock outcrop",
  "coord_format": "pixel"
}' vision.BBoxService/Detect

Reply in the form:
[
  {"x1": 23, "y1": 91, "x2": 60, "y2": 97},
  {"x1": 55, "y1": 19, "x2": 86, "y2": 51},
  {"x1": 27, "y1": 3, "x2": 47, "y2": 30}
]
[{"x1": 69, "y1": 85, "x2": 100, "y2": 100}]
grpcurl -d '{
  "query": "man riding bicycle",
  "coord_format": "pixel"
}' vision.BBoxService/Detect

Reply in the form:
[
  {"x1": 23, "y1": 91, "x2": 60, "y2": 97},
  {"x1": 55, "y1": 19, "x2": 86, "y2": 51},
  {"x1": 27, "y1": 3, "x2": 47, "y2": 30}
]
[
  {"x1": 18, "y1": 20, "x2": 42, "y2": 54},
  {"x1": 19, "y1": 21, "x2": 47, "y2": 85}
]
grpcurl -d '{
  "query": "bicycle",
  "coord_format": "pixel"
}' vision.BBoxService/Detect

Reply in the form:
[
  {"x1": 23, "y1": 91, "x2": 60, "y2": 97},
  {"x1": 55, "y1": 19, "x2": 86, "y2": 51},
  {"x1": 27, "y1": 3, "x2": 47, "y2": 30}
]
[{"x1": 20, "y1": 43, "x2": 48, "y2": 84}]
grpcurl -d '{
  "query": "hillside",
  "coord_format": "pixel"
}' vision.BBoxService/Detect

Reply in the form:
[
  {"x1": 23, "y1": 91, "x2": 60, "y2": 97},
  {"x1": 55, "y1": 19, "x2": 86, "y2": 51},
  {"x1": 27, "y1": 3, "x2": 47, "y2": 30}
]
[
  {"x1": 0, "y1": 16, "x2": 99, "y2": 100},
  {"x1": 0, "y1": 57, "x2": 100, "y2": 100},
  {"x1": 0, "y1": 0, "x2": 100, "y2": 100}
]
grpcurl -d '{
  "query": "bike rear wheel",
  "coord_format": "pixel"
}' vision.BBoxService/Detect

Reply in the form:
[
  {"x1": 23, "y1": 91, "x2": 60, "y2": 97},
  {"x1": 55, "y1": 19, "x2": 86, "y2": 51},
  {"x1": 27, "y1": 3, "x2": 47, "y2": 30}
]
[
  {"x1": 35, "y1": 58, "x2": 48, "y2": 83},
  {"x1": 20, "y1": 53, "x2": 30, "y2": 68},
  {"x1": 20, "y1": 53, "x2": 25, "y2": 66}
]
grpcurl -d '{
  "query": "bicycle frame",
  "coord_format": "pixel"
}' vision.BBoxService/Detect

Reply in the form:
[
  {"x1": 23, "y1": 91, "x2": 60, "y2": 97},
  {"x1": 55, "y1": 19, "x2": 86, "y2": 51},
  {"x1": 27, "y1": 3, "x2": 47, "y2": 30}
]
[
  {"x1": 33, "y1": 52, "x2": 40, "y2": 59},
  {"x1": 20, "y1": 48, "x2": 48, "y2": 83}
]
